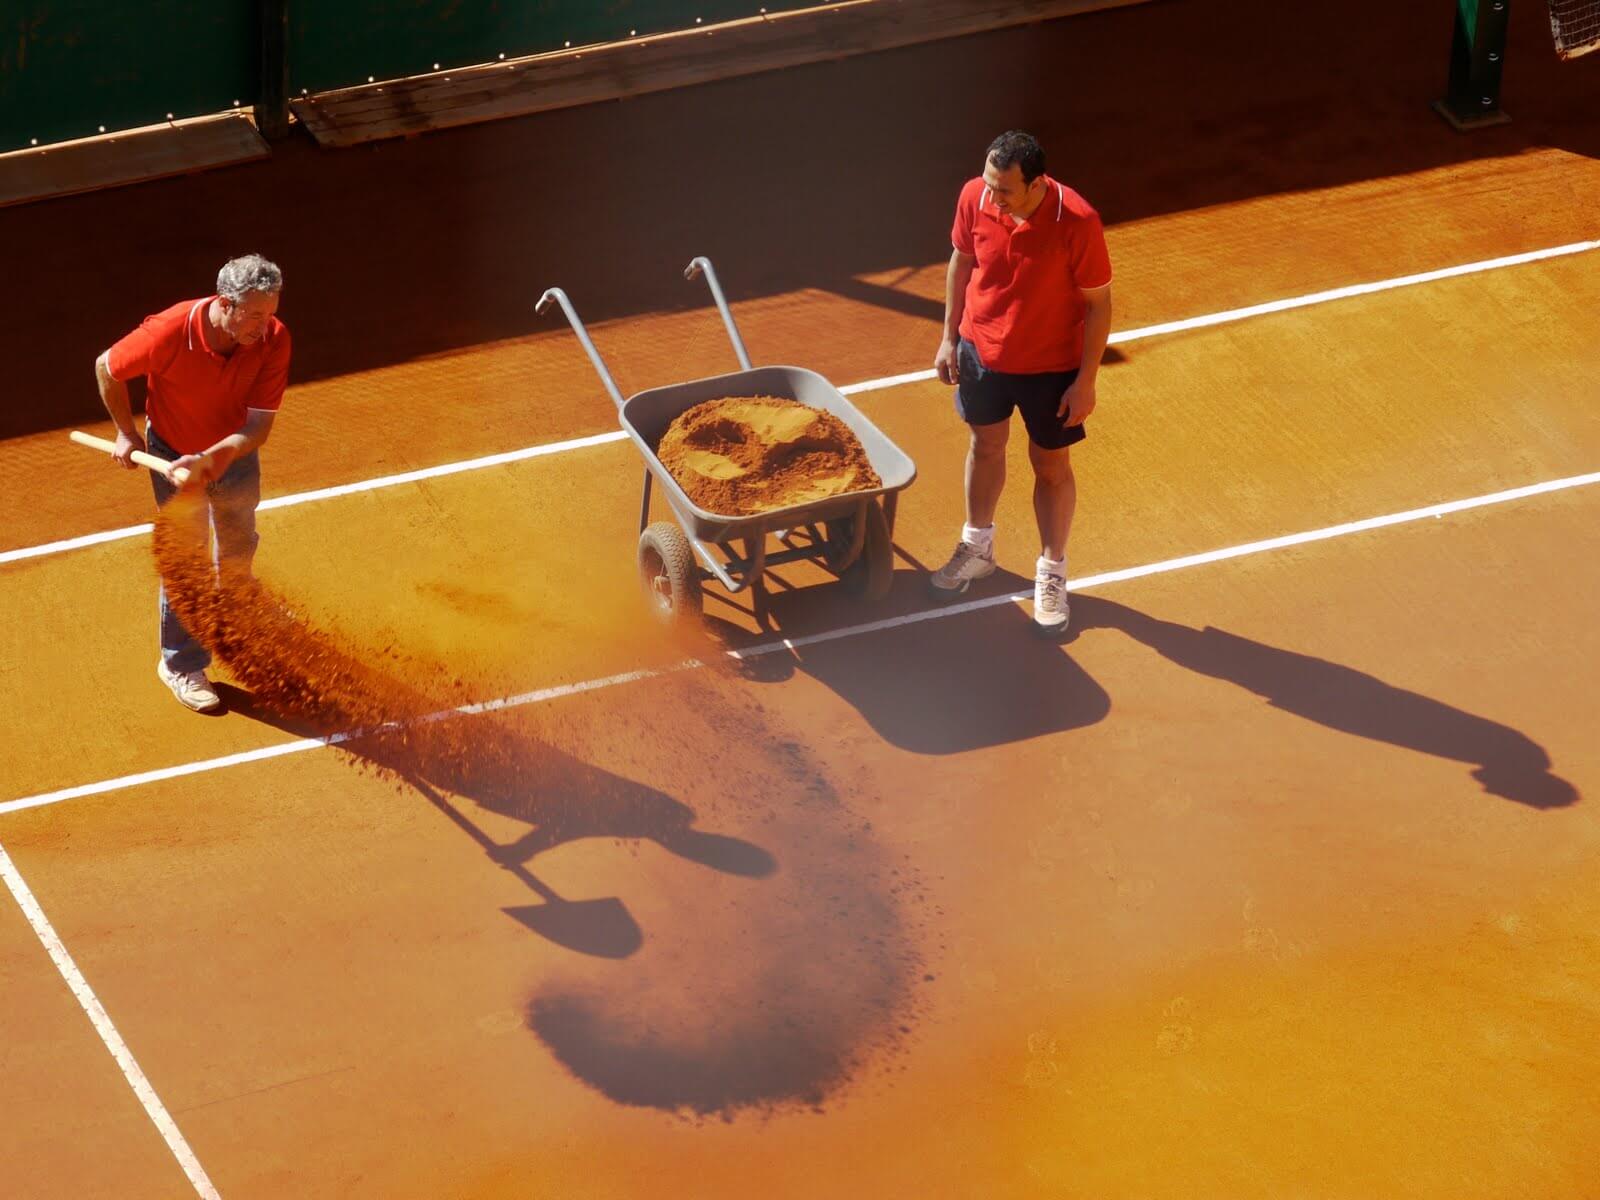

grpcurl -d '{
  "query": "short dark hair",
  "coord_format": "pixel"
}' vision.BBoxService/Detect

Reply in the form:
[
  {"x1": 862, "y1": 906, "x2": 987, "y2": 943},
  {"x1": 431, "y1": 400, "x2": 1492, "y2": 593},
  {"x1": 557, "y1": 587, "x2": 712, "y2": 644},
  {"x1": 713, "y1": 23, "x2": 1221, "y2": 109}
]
[{"x1": 986, "y1": 130, "x2": 1045, "y2": 183}]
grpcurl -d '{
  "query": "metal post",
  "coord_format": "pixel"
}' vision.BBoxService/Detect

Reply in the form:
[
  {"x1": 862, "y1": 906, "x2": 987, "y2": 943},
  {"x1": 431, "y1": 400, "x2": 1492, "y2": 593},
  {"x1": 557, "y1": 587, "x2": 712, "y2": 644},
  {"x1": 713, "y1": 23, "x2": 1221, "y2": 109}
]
[
  {"x1": 1433, "y1": 0, "x2": 1513, "y2": 130},
  {"x1": 255, "y1": 0, "x2": 292, "y2": 140}
]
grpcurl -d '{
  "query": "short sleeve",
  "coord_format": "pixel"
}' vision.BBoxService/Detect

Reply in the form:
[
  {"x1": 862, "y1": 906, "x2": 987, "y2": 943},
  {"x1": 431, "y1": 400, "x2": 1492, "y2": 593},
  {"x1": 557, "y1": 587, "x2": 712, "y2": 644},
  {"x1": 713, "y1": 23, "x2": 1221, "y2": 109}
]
[
  {"x1": 106, "y1": 315, "x2": 177, "y2": 381},
  {"x1": 1068, "y1": 212, "x2": 1113, "y2": 290},
  {"x1": 951, "y1": 179, "x2": 979, "y2": 256},
  {"x1": 246, "y1": 324, "x2": 291, "y2": 411}
]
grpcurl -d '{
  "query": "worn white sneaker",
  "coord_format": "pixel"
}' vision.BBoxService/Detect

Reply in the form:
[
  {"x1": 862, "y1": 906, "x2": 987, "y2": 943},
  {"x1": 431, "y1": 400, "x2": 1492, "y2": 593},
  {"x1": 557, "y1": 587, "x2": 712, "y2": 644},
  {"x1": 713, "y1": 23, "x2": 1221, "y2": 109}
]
[
  {"x1": 929, "y1": 539, "x2": 996, "y2": 595},
  {"x1": 157, "y1": 660, "x2": 223, "y2": 713},
  {"x1": 1033, "y1": 559, "x2": 1070, "y2": 632}
]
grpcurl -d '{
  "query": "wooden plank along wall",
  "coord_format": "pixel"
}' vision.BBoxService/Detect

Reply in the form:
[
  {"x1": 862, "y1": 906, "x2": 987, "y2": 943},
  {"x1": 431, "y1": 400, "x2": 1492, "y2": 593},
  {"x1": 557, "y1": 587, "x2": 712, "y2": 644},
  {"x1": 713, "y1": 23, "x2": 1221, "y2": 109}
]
[
  {"x1": 291, "y1": 0, "x2": 1157, "y2": 149},
  {"x1": 287, "y1": 0, "x2": 826, "y2": 95}
]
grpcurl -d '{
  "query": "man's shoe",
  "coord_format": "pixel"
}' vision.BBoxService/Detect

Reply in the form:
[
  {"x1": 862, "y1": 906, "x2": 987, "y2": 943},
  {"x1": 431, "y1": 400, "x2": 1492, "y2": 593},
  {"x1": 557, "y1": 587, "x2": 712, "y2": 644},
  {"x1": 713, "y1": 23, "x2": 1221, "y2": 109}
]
[
  {"x1": 157, "y1": 660, "x2": 223, "y2": 713},
  {"x1": 929, "y1": 540, "x2": 996, "y2": 595},
  {"x1": 1033, "y1": 561, "x2": 1070, "y2": 634}
]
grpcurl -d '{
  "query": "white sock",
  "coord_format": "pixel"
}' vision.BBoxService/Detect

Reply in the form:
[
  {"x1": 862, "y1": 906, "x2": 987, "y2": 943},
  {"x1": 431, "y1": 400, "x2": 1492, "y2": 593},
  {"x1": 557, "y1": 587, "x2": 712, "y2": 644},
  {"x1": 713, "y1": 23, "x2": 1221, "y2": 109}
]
[
  {"x1": 962, "y1": 523, "x2": 994, "y2": 553},
  {"x1": 1037, "y1": 553, "x2": 1066, "y2": 578}
]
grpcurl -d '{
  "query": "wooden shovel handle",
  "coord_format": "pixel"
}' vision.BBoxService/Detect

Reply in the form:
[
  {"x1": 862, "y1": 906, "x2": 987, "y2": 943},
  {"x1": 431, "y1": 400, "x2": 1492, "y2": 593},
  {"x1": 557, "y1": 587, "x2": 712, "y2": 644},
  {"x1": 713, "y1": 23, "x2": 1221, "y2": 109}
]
[{"x1": 70, "y1": 430, "x2": 191, "y2": 485}]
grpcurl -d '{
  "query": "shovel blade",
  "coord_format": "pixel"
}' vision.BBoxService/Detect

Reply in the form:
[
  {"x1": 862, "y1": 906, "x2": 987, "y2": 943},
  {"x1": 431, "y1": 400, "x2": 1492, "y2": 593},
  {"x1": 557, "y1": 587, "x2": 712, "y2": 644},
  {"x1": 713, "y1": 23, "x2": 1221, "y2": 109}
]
[{"x1": 503, "y1": 897, "x2": 642, "y2": 959}]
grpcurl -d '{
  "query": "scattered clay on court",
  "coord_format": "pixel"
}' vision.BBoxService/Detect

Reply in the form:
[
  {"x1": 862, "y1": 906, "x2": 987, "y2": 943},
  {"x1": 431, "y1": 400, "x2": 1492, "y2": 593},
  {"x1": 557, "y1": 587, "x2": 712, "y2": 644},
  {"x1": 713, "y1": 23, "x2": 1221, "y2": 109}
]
[
  {"x1": 151, "y1": 492, "x2": 929, "y2": 1118},
  {"x1": 152, "y1": 492, "x2": 491, "y2": 782},
  {"x1": 656, "y1": 396, "x2": 881, "y2": 516}
]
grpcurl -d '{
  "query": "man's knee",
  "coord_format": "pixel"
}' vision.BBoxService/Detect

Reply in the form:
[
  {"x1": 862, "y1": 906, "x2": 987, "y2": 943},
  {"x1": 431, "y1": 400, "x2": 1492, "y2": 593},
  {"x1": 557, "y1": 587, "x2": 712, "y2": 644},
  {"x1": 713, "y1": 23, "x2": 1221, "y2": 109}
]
[
  {"x1": 969, "y1": 422, "x2": 1009, "y2": 459},
  {"x1": 1029, "y1": 444, "x2": 1073, "y2": 485}
]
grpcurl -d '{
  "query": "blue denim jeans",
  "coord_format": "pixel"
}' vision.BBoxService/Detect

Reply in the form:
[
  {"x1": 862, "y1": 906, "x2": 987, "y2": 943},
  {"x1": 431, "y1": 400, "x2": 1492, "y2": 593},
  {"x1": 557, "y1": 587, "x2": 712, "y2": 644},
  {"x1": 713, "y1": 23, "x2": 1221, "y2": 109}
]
[{"x1": 147, "y1": 425, "x2": 261, "y2": 675}]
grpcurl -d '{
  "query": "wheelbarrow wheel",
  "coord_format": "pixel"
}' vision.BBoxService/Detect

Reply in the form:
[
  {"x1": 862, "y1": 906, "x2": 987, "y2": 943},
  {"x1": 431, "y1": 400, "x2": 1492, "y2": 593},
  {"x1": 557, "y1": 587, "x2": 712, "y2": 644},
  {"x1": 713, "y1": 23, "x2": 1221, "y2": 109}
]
[
  {"x1": 638, "y1": 522, "x2": 702, "y2": 623},
  {"x1": 825, "y1": 499, "x2": 893, "y2": 602}
]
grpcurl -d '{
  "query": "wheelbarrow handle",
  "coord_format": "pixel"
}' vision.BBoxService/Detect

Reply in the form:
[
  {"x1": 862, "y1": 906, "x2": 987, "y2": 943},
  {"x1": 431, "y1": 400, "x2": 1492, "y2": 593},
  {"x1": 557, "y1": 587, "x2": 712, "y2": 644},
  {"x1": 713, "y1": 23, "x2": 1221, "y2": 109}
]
[
  {"x1": 536, "y1": 286, "x2": 627, "y2": 411},
  {"x1": 683, "y1": 256, "x2": 754, "y2": 372}
]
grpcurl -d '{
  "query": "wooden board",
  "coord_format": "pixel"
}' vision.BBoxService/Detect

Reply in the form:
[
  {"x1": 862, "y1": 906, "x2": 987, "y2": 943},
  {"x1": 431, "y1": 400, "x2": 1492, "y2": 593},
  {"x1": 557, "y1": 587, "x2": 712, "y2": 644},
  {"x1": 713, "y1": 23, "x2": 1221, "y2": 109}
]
[
  {"x1": 0, "y1": 115, "x2": 270, "y2": 209},
  {"x1": 292, "y1": 0, "x2": 1153, "y2": 149}
]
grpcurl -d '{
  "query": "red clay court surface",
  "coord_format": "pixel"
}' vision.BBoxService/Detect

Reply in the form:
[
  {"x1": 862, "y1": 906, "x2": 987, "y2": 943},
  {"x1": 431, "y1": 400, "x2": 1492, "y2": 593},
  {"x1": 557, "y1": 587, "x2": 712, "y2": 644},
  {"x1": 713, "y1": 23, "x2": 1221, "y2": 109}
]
[{"x1": 2, "y1": 1, "x2": 1599, "y2": 1196}]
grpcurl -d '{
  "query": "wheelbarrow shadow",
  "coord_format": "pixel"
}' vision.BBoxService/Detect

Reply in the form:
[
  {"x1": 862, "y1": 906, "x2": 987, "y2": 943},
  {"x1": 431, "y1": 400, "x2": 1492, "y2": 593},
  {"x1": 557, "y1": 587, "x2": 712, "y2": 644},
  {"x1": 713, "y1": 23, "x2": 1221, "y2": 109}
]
[
  {"x1": 1064, "y1": 594, "x2": 1580, "y2": 810},
  {"x1": 706, "y1": 567, "x2": 1113, "y2": 754},
  {"x1": 216, "y1": 684, "x2": 777, "y2": 957}
]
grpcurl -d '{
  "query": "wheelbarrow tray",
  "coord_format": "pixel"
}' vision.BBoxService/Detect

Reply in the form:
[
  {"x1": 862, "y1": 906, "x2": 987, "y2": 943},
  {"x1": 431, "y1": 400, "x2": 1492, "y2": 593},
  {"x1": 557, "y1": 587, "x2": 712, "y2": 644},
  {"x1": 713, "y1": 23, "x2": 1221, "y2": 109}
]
[{"x1": 621, "y1": 364, "x2": 917, "y2": 545}]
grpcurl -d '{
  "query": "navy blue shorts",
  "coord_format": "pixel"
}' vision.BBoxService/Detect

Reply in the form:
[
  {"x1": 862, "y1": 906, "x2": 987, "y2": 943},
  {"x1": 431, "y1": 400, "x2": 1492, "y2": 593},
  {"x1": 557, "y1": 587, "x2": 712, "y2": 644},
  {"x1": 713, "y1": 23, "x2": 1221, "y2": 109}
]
[{"x1": 954, "y1": 338, "x2": 1086, "y2": 450}]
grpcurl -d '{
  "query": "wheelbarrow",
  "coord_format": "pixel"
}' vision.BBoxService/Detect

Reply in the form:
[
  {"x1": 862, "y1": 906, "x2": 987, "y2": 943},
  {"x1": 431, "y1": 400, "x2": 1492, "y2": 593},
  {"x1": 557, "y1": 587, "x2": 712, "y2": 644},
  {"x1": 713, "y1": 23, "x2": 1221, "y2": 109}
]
[{"x1": 536, "y1": 257, "x2": 917, "y2": 625}]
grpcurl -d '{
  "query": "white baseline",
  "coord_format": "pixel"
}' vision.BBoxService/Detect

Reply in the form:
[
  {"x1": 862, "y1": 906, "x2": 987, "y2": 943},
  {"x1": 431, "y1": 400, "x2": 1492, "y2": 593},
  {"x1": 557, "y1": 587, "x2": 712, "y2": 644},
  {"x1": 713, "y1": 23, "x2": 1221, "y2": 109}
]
[{"x1": 2, "y1": 467, "x2": 1596, "y2": 818}]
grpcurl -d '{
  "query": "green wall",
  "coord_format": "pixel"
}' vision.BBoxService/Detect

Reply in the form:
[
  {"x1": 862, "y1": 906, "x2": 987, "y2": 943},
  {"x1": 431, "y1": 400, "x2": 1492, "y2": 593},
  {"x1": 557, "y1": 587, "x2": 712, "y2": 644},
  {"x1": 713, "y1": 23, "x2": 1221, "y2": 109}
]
[
  {"x1": 1, "y1": 2, "x2": 255, "y2": 151},
  {"x1": 0, "y1": 1, "x2": 824, "y2": 152}
]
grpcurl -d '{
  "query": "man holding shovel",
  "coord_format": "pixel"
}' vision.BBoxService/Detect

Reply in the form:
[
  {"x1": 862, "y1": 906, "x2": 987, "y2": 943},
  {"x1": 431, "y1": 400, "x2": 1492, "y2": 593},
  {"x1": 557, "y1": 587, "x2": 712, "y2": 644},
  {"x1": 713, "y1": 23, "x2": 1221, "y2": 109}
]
[{"x1": 94, "y1": 254, "x2": 290, "y2": 713}]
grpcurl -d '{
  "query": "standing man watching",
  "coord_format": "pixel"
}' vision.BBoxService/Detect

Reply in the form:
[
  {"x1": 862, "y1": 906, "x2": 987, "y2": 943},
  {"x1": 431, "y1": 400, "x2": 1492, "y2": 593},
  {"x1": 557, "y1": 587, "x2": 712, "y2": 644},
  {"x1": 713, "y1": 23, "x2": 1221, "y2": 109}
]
[
  {"x1": 95, "y1": 254, "x2": 290, "y2": 712},
  {"x1": 930, "y1": 130, "x2": 1113, "y2": 634}
]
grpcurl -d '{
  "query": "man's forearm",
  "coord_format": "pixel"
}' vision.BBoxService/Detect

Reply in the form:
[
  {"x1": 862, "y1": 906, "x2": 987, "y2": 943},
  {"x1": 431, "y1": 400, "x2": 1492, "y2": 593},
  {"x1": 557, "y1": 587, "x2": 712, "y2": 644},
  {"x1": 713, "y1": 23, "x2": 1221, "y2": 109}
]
[
  {"x1": 208, "y1": 432, "x2": 252, "y2": 458},
  {"x1": 943, "y1": 253, "x2": 974, "y2": 342},
  {"x1": 203, "y1": 414, "x2": 274, "y2": 470},
  {"x1": 1077, "y1": 297, "x2": 1113, "y2": 383}
]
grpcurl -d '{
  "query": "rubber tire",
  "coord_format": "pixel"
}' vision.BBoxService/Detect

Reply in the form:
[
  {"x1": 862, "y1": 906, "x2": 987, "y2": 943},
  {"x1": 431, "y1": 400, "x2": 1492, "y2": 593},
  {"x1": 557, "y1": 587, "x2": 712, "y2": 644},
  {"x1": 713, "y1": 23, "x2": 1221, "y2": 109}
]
[
  {"x1": 826, "y1": 500, "x2": 893, "y2": 602},
  {"x1": 637, "y1": 522, "x2": 702, "y2": 624}
]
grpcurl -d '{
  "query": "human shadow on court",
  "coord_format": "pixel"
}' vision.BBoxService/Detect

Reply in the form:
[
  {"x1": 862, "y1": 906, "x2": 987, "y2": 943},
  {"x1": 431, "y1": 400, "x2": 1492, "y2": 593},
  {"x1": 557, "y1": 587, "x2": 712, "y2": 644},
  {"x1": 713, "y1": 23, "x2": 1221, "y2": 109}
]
[
  {"x1": 218, "y1": 685, "x2": 776, "y2": 959},
  {"x1": 1064, "y1": 595, "x2": 1580, "y2": 810},
  {"x1": 712, "y1": 570, "x2": 1578, "y2": 808}
]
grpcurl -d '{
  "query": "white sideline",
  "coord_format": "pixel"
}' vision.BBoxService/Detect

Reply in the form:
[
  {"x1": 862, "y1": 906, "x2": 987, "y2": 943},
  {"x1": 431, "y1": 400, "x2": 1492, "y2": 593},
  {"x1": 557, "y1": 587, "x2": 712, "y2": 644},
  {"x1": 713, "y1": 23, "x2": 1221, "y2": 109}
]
[
  {"x1": 3, "y1": 238, "x2": 1594, "y2": 568},
  {"x1": 3, "y1": 467, "x2": 1596, "y2": 819},
  {"x1": 0, "y1": 843, "x2": 222, "y2": 1199}
]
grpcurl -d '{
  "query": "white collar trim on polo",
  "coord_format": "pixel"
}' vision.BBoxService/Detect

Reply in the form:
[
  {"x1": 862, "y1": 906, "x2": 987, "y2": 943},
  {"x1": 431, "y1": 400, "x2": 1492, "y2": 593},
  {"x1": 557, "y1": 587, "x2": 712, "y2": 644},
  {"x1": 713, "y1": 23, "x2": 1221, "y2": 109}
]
[{"x1": 981, "y1": 180, "x2": 1066, "y2": 223}]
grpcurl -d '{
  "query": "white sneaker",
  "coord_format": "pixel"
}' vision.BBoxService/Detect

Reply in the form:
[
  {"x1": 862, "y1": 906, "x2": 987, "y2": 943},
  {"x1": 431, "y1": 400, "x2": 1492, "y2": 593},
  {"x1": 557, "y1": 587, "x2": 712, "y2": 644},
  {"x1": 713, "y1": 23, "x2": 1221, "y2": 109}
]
[
  {"x1": 929, "y1": 539, "x2": 996, "y2": 595},
  {"x1": 157, "y1": 660, "x2": 223, "y2": 713},
  {"x1": 1033, "y1": 560, "x2": 1070, "y2": 632}
]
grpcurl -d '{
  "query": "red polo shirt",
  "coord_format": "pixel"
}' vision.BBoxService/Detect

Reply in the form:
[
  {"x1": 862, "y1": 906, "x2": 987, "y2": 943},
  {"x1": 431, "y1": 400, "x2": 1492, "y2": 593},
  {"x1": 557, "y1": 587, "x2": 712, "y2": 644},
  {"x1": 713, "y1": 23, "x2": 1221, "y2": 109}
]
[
  {"x1": 952, "y1": 175, "x2": 1112, "y2": 374},
  {"x1": 107, "y1": 297, "x2": 291, "y2": 455}
]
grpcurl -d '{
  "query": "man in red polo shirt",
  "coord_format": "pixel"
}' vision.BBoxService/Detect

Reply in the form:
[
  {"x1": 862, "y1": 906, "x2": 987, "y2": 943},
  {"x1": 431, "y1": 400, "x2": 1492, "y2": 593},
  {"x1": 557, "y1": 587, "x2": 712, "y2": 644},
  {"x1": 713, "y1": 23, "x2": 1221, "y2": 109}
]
[
  {"x1": 930, "y1": 131, "x2": 1113, "y2": 634},
  {"x1": 95, "y1": 254, "x2": 290, "y2": 712}
]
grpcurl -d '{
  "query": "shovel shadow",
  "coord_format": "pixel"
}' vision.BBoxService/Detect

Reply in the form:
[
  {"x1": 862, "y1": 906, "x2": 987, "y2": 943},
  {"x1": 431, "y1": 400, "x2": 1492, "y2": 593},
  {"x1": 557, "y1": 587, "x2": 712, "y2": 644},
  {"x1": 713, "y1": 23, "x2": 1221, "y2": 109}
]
[{"x1": 217, "y1": 684, "x2": 777, "y2": 958}]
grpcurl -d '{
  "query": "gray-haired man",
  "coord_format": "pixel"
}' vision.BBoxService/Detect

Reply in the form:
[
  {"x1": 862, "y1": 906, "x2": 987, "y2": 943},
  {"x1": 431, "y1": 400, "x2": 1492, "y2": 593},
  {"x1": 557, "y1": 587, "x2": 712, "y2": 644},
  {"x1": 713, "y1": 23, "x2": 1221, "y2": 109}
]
[{"x1": 95, "y1": 255, "x2": 291, "y2": 713}]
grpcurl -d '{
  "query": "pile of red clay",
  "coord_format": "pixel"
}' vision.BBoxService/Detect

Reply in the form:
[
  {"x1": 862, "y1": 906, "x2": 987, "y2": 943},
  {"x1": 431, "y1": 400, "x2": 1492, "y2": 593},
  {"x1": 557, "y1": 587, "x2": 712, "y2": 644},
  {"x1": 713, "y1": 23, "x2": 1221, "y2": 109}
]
[{"x1": 655, "y1": 396, "x2": 880, "y2": 517}]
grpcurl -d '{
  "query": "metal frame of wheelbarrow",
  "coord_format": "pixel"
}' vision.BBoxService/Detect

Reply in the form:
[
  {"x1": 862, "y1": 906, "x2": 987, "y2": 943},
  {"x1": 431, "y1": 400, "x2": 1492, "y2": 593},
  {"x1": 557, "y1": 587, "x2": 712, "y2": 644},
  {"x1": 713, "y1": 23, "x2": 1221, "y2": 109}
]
[{"x1": 536, "y1": 256, "x2": 918, "y2": 624}]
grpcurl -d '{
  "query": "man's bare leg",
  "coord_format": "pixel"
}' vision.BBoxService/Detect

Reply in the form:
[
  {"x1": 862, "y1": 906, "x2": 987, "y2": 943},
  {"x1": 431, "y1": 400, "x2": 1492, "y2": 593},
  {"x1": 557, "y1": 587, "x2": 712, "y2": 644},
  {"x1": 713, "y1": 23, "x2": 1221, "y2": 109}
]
[
  {"x1": 930, "y1": 420, "x2": 1010, "y2": 594},
  {"x1": 1029, "y1": 442, "x2": 1075, "y2": 560},
  {"x1": 965, "y1": 420, "x2": 1010, "y2": 529}
]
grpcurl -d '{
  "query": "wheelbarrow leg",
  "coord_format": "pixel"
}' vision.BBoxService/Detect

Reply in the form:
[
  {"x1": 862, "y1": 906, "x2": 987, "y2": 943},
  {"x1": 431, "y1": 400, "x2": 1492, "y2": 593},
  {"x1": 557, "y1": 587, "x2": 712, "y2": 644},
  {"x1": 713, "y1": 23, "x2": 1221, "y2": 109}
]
[
  {"x1": 742, "y1": 534, "x2": 774, "y2": 631},
  {"x1": 882, "y1": 491, "x2": 899, "y2": 540},
  {"x1": 639, "y1": 469, "x2": 653, "y2": 533},
  {"x1": 751, "y1": 576, "x2": 772, "y2": 631}
]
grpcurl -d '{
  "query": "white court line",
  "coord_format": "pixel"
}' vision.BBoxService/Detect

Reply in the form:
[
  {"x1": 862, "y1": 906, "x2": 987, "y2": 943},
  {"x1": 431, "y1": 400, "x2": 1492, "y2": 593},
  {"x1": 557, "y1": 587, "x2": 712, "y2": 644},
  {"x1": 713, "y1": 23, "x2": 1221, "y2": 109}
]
[
  {"x1": 4, "y1": 237, "x2": 1594, "y2": 569},
  {"x1": 0, "y1": 842, "x2": 222, "y2": 1199},
  {"x1": 3, "y1": 467, "x2": 1596, "y2": 818}
]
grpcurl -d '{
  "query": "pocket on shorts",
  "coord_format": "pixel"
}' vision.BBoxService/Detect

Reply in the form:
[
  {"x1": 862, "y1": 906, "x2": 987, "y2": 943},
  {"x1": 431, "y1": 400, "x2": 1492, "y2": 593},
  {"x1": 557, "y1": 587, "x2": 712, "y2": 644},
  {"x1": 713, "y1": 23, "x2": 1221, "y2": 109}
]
[{"x1": 956, "y1": 338, "x2": 983, "y2": 383}]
